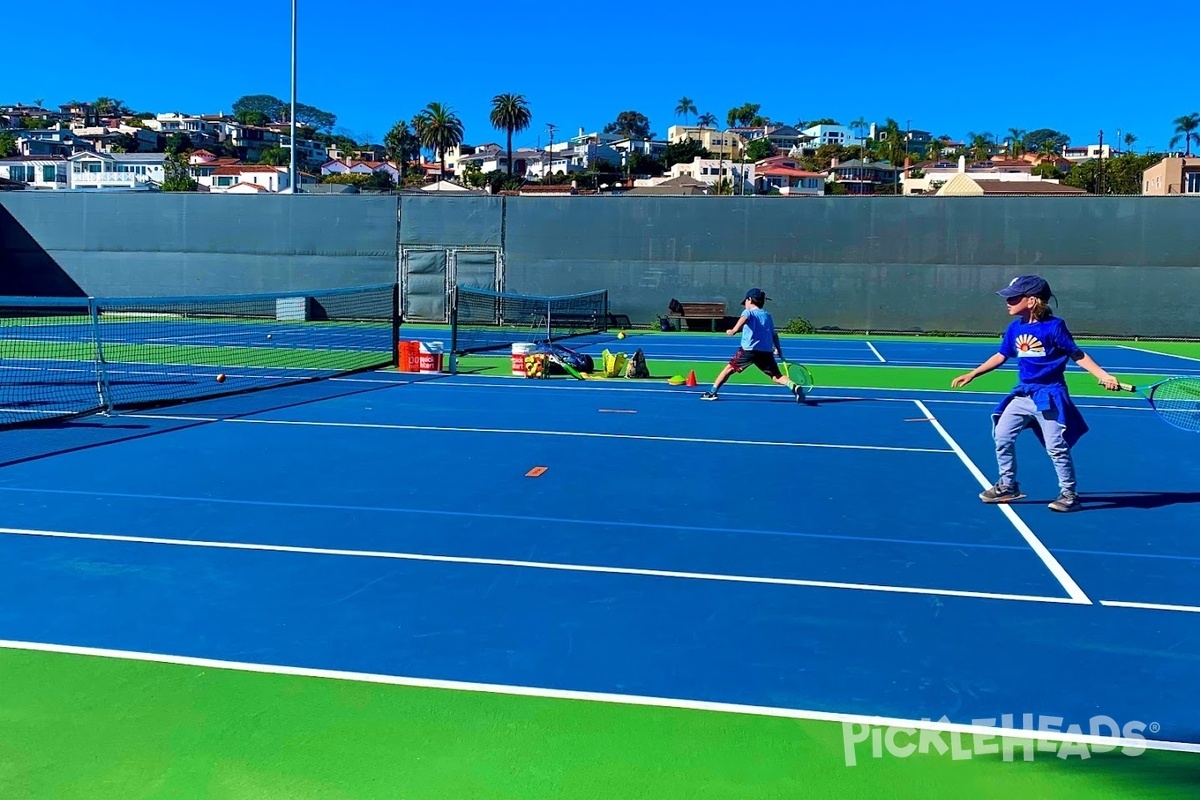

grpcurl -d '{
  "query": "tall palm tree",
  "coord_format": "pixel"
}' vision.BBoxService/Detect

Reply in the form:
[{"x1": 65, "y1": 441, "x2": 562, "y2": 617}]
[
  {"x1": 674, "y1": 97, "x2": 697, "y2": 126},
  {"x1": 1038, "y1": 137, "x2": 1059, "y2": 159},
  {"x1": 1007, "y1": 128, "x2": 1026, "y2": 157},
  {"x1": 697, "y1": 112, "x2": 716, "y2": 130},
  {"x1": 489, "y1": 94, "x2": 531, "y2": 177},
  {"x1": 1123, "y1": 132, "x2": 1137, "y2": 154},
  {"x1": 413, "y1": 102, "x2": 464, "y2": 179},
  {"x1": 966, "y1": 131, "x2": 994, "y2": 163},
  {"x1": 1170, "y1": 113, "x2": 1200, "y2": 156}
]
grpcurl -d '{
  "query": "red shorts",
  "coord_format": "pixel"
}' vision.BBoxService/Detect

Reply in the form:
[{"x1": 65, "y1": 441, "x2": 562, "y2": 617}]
[{"x1": 728, "y1": 348, "x2": 781, "y2": 378}]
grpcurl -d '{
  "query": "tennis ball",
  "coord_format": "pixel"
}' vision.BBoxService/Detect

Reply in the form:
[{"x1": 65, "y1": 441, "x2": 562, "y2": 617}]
[
  {"x1": 617, "y1": 331, "x2": 625, "y2": 340},
  {"x1": 216, "y1": 373, "x2": 226, "y2": 383},
  {"x1": 266, "y1": 334, "x2": 272, "y2": 339}
]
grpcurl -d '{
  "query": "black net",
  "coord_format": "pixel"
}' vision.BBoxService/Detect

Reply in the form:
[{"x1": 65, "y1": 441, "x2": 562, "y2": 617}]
[
  {"x1": 0, "y1": 283, "x2": 398, "y2": 429},
  {"x1": 450, "y1": 286, "x2": 608, "y2": 355},
  {"x1": 1150, "y1": 378, "x2": 1200, "y2": 433}
]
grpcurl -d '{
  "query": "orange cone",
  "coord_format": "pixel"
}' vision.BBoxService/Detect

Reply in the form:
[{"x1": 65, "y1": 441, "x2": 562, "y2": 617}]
[{"x1": 685, "y1": 370, "x2": 697, "y2": 387}]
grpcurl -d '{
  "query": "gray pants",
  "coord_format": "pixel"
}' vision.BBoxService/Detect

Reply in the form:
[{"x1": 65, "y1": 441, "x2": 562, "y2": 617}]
[{"x1": 994, "y1": 395, "x2": 1076, "y2": 494}]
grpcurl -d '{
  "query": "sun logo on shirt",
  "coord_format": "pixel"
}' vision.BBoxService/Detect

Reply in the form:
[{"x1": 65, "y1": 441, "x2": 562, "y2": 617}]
[{"x1": 1014, "y1": 334, "x2": 1045, "y2": 357}]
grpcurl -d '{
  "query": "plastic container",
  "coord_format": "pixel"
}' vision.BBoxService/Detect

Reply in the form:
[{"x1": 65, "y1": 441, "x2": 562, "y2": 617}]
[
  {"x1": 419, "y1": 341, "x2": 444, "y2": 373},
  {"x1": 511, "y1": 343, "x2": 535, "y2": 376}
]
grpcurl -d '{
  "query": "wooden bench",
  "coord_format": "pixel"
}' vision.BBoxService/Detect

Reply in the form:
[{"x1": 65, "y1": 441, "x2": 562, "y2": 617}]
[{"x1": 668, "y1": 301, "x2": 727, "y2": 332}]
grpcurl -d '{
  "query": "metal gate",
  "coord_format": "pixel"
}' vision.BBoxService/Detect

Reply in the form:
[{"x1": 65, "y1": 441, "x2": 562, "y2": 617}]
[{"x1": 399, "y1": 247, "x2": 503, "y2": 323}]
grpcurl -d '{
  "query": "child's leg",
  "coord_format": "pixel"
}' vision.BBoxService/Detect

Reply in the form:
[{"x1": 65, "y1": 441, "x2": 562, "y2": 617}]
[
  {"x1": 702, "y1": 351, "x2": 746, "y2": 399},
  {"x1": 1032, "y1": 411, "x2": 1078, "y2": 508},
  {"x1": 987, "y1": 397, "x2": 1036, "y2": 497}
]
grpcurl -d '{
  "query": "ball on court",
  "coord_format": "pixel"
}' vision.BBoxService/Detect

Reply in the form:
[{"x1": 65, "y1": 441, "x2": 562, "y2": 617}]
[
  {"x1": 617, "y1": 331, "x2": 625, "y2": 340},
  {"x1": 266, "y1": 334, "x2": 272, "y2": 339},
  {"x1": 216, "y1": 373, "x2": 226, "y2": 383}
]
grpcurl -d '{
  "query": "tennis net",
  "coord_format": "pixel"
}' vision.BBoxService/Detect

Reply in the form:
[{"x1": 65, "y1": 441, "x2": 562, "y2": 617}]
[
  {"x1": 0, "y1": 282, "x2": 399, "y2": 429},
  {"x1": 450, "y1": 285, "x2": 609, "y2": 355}
]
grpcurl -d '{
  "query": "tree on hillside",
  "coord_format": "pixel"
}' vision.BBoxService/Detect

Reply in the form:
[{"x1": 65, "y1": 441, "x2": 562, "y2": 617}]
[
  {"x1": 696, "y1": 112, "x2": 716, "y2": 130},
  {"x1": 1063, "y1": 152, "x2": 1163, "y2": 194},
  {"x1": 161, "y1": 153, "x2": 197, "y2": 192},
  {"x1": 603, "y1": 111, "x2": 653, "y2": 139},
  {"x1": 1022, "y1": 128, "x2": 1069, "y2": 154},
  {"x1": 1170, "y1": 113, "x2": 1199, "y2": 155},
  {"x1": 233, "y1": 95, "x2": 286, "y2": 122},
  {"x1": 490, "y1": 93, "x2": 532, "y2": 177},
  {"x1": 383, "y1": 120, "x2": 422, "y2": 179},
  {"x1": 663, "y1": 138, "x2": 710, "y2": 167},
  {"x1": 674, "y1": 97, "x2": 697, "y2": 125},
  {"x1": 744, "y1": 137, "x2": 775, "y2": 162},
  {"x1": 413, "y1": 102, "x2": 464, "y2": 178},
  {"x1": 726, "y1": 103, "x2": 768, "y2": 128}
]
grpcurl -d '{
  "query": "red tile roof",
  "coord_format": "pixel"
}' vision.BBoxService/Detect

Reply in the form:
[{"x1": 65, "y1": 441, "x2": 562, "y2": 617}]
[{"x1": 213, "y1": 165, "x2": 283, "y2": 175}]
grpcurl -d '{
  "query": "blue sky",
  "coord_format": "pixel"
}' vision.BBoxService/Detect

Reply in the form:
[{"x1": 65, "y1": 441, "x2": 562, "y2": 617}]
[{"x1": 3, "y1": 1, "x2": 1193, "y2": 154}]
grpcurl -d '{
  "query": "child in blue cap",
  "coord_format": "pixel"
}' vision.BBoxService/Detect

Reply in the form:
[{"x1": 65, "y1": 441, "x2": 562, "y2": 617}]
[
  {"x1": 701, "y1": 288, "x2": 805, "y2": 402},
  {"x1": 952, "y1": 275, "x2": 1120, "y2": 512}
]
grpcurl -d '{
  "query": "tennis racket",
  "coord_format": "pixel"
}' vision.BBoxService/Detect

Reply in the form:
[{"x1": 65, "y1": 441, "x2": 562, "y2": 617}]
[
  {"x1": 1117, "y1": 376, "x2": 1200, "y2": 433},
  {"x1": 780, "y1": 359, "x2": 814, "y2": 393}
]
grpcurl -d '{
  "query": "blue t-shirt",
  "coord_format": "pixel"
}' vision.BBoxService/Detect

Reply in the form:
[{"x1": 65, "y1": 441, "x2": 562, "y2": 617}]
[
  {"x1": 740, "y1": 307, "x2": 776, "y2": 352},
  {"x1": 998, "y1": 316, "x2": 1083, "y2": 386}
]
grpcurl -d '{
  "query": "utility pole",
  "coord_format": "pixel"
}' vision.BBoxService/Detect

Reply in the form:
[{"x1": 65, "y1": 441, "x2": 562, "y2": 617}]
[
  {"x1": 545, "y1": 122, "x2": 557, "y2": 182},
  {"x1": 1097, "y1": 129, "x2": 1104, "y2": 195},
  {"x1": 289, "y1": 0, "x2": 297, "y2": 193}
]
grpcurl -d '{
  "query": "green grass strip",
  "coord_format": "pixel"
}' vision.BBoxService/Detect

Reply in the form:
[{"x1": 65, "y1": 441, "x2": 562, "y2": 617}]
[{"x1": 0, "y1": 648, "x2": 1194, "y2": 800}]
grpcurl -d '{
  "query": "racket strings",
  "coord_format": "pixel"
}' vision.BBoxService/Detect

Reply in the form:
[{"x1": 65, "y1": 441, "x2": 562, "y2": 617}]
[{"x1": 1151, "y1": 378, "x2": 1200, "y2": 433}]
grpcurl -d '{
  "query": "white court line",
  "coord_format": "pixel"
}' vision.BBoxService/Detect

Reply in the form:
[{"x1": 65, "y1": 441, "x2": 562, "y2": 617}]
[
  {"x1": 0, "y1": 526, "x2": 1074, "y2": 605},
  {"x1": 1117, "y1": 344, "x2": 1200, "y2": 364},
  {"x1": 1100, "y1": 600, "x2": 1200, "y2": 614},
  {"x1": 218, "y1": 417, "x2": 956, "y2": 454},
  {"x1": 0, "y1": 639, "x2": 1193, "y2": 754},
  {"x1": 865, "y1": 341, "x2": 886, "y2": 362},
  {"x1": 912, "y1": 400, "x2": 1091, "y2": 605}
]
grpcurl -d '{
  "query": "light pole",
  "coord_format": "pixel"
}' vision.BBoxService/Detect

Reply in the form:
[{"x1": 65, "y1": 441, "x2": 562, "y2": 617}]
[{"x1": 288, "y1": 0, "x2": 297, "y2": 193}]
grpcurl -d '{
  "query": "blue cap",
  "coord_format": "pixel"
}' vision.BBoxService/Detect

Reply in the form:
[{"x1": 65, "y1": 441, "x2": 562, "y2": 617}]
[
  {"x1": 745, "y1": 287, "x2": 770, "y2": 304},
  {"x1": 997, "y1": 275, "x2": 1051, "y2": 300}
]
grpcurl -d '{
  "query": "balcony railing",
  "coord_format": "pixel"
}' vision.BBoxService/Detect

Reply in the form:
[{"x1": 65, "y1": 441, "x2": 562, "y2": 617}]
[{"x1": 70, "y1": 171, "x2": 158, "y2": 185}]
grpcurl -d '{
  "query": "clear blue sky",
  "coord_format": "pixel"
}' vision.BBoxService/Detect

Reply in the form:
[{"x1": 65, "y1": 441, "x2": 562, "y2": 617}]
[{"x1": 3, "y1": 0, "x2": 1192, "y2": 154}]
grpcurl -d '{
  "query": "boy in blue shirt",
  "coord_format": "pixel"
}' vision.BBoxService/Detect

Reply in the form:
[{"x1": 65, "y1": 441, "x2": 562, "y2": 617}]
[
  {"x1": 952, "y1": 275, "x2": 1120, "y2": 512},
  {"x1": 701, "y1": 288, "x2": 805, "y2": 402}
]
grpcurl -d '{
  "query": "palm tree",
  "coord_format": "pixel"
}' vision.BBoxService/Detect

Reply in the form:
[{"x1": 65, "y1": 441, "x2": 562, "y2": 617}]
[
  {"x1": 1007, "y1": 128, "x2": 1026, "y2": 157},
  {"x1": 383, "y1": 120, "x2": 422, "y2": 179},
  {"x1": 966, "y1": 131, "x2": 994, "y2": 163},
  {"x1": 697, "y1": 112, "x2": 716, "y2": 130},
  {"x1": 413, "y1": 102, "x2": 464, "y2": 179},
  {"x1": 489, "y1": 94, "x2": 531, "y2": 177},
  {"x1": 674, "y1": 97, "x2": 697, "y2": 126},
  {"x1": 1124, "y1": 132, "x2": 1137, "y2": 154},
  {"x1": 1038, "y1": 137, "x2": 1060, "y2": 159},
  {"x1": 1170, "y1": 113, "x2": 1200, "y2": 156}
]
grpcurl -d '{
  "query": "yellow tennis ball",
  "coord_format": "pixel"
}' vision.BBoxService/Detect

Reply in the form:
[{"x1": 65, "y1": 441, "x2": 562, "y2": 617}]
[{"x1": 617, "y1": 331, "x2": 625, "y2": 340}]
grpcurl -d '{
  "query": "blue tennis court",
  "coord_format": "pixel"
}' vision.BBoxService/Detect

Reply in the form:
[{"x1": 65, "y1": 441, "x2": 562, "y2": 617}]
[{"x1": 0, "y1": 366, "x2": 1198, "y2": 753}]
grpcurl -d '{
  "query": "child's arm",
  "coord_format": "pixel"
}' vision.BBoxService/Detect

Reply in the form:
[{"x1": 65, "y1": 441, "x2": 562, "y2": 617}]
[
  {"x1": 952, "y1": 353, "x2": 1007, "y2": 388},
  {"x1": 772, "y1": 331, "x2": 783, "y2": 357},
  {"x1": 726, "y1": 315, "x2": 748, "y2": 336},
  {"x1": 1072, "y1": 352, "x2": 1121, "y2": 390}
]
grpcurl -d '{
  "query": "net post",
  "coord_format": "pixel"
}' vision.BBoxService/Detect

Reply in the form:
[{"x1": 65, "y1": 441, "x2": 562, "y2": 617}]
[
  {"x1": 449, "y1": 284, "x2": 459, "y2": 357},
  {"x1": 391, "y1": 282, "x2": 401, "y2": 368},
  {"x1": 545, "y1": 297, "x2": 552, "y2": 343},
  {"x1": 88, "y1": 298, "x2": 113, "y2": 414}
]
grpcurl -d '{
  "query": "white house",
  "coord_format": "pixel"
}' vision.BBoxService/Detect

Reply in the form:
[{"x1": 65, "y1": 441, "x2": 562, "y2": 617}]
[
  {"x1": 753, "y1": 156, "x2": 825, "y2": 195},
  {"x1": 799, "y1": 124, "x2": 855, "y2": 148},
  {"x1": 0, "y1": 156, "x2": 68, "y2": 189},
  {"x1": 1061, "y1": 143, "x2": 1117, "y2": 162},
  {"x1": 67, "y1": 152, "x2": 165, "y2": 190},
  {"x1": 319, "y1": 157, "x2": 402, "y2": 182},
  {"x1": 199, "y1": 164, "x2": 291, "y2": 193},
  {"x1": 669, "y1": 156, "x2": 754, "y2": 193}
]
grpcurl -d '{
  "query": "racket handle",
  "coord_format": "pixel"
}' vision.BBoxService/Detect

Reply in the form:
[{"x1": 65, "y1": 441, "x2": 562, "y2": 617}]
[{"x1": 1118, "y1": 382, "x2": 1137, "y2": 392}]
